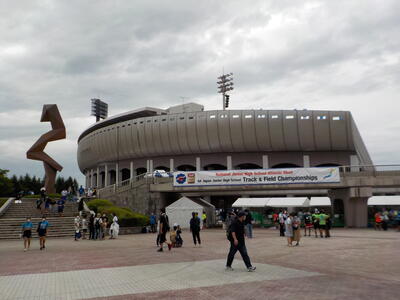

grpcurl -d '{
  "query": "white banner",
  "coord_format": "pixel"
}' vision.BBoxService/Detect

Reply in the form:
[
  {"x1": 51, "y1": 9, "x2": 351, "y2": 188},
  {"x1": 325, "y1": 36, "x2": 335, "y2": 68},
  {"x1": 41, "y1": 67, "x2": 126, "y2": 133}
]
[{"x1": 173, "y1": 167, "x2": 340, "y2": 187}]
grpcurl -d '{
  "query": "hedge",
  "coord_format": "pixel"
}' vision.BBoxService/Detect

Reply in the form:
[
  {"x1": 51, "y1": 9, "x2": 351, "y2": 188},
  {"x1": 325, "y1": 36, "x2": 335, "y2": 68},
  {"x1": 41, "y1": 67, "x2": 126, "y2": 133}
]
[
  {"x1": 86, "y1": 198, "x2": 149, "y2": 227},
  {"x1": 24, "y1": 193, "x2": 61, "y2": 199}
]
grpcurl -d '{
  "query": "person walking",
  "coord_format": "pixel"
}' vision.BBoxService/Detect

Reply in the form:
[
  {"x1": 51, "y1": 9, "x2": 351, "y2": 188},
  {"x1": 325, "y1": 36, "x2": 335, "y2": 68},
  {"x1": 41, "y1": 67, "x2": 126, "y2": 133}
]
[
  {"x1": 318, "y1": 210, "x2": 329, "y2": 238},
  {"x1": 21, "y1": 217, "x2": 33, "y2": 251},
  {"x1": 226, "y1": 211, "x2": 256, "y2": 272},
  {"x1": 285, "y1": 213, "x2": 294, "y2": 246},
  {"x1": 278, "y1": 210, "x2": 286, "y2": 237},
  {"x1": 37, "y1": 216, "x2": 49, "y2": 250},
  {"x1": 244, "y1": 209, "x2": 253, "y2": 238},
  {"x1": 312, "y1": 209, "x2": 320, "y2": 238},
  {"x1": 74, "y1": 215, "x2": 81, "y2": 241},
  {"x1": 157, "y1": 208, "x2": 171, "y2": 252},
  {"x1": 304, "y1": 211, "x2": 313, "y2": 236},
  {"x1": 109, "y1": 213, "x2": 119, "y2": 239},
  {"x1": 89, "y1": 212, "x2": 95, "y2": 240},
  {"x1": 150, "y1": 213, "x2": 157, "y2": 233},
  {"x1": 190, "y1": 212, "x2": 201, "y2": 247},
  {"x1": 293, "y1": 213, "x2": 301, "y2": 246},
  {"x1": 57, "y1": 198, "x2": 65, "y2": 217},
  {"x1": 101, "y1": 213, "x2": 109, "y2": 239},
  {"x1": 202, "y1": 211, "x2": 207, "y2": 229},
  {"x1": 94, "y1": 213, "x2": 103, "y2": 240}
]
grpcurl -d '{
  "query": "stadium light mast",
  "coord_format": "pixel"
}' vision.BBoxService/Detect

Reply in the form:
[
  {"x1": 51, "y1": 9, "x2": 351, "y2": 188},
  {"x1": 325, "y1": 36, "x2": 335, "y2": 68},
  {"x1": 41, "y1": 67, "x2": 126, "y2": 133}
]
[
  {"x1": 91, "y1": 98, "x2": 108, "y2": 122},
  {"x1": 217, "y1": 72, "x2": 234, "y2": 110}
]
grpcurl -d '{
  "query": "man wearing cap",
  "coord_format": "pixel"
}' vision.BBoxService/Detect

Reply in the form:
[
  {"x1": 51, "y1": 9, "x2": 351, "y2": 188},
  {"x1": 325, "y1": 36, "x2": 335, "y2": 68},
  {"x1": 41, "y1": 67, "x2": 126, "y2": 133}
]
[{"x1": 226, "y1": 211, "x2": 256, "y2": 272}]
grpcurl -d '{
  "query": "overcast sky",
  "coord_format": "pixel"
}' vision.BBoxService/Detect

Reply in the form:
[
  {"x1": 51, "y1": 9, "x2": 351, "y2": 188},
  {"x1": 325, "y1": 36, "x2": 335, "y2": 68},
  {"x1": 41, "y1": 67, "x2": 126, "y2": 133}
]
[{"x1": 0, "y1": 0, "x2": 399, "y2": 185}]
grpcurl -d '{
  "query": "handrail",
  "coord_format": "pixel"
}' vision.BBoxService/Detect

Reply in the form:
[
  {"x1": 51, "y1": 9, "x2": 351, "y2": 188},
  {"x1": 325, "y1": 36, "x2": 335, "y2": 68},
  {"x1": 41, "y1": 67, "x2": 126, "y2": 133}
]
[{"x1": 0, "y1": 198, "x2": 15, "y2": 217}]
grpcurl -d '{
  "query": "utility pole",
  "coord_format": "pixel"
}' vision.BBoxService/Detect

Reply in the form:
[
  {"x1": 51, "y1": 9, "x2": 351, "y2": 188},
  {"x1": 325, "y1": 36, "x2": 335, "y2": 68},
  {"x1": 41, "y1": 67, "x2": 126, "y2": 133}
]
[{"x1": 217, "y1": 73, "x2": 234, "y2": 110}]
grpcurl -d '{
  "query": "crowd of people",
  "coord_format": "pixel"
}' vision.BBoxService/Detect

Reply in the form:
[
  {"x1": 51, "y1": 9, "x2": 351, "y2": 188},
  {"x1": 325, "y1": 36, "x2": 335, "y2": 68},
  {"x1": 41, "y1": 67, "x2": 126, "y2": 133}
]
[
  {"x1": 273, "y1": 209, "x2": 332, "y2": 247},
  {"x1": 374, "y1": 209, "x2": 400, "y2": 230},
  {"x1": 73, "y1": 212, "x2": 119, "y2": 241}
]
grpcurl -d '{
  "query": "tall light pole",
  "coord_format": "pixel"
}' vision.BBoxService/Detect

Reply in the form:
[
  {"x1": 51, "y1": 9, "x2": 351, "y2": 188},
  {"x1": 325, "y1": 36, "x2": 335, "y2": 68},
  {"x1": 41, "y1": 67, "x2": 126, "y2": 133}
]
[{"x1": 217, "y1": 72, "x2": 234, "y2": 110}]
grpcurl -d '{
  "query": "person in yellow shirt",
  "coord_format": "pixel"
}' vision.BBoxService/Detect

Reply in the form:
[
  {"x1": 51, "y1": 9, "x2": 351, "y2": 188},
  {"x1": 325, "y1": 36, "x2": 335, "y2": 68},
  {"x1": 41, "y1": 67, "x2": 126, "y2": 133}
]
[{"x1": 202, "y1": 212, "x2": 207, "y2": 229}]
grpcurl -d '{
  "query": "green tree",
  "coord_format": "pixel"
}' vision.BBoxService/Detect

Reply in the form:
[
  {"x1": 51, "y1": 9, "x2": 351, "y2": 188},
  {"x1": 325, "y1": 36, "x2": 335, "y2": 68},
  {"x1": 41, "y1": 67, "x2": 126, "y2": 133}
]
[{"x1": 0, "y1": 169, "x2": 13, "y2": 197}]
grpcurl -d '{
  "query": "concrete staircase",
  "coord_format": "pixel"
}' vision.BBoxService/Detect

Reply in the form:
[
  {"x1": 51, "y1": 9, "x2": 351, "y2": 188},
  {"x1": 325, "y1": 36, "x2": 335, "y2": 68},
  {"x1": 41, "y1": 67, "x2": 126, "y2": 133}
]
[{"x1": 0, "y1": 198, "x2": 78, "y2": 239}]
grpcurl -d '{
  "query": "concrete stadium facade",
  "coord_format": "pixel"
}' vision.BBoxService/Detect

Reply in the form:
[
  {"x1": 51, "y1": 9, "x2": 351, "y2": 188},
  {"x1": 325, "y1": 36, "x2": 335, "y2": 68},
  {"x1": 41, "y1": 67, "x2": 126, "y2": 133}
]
[{"x1": 77, "y1": 103, "x2": 373, "y2": 188}]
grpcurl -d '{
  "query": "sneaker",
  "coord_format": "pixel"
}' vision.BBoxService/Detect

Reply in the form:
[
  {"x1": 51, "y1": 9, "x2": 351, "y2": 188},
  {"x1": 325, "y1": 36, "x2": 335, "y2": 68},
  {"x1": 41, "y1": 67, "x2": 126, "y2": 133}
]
[
  {"x1": 24, "y1": 248, "x2": 27, "y2": 252},
  {"x1": 157, "y1": 248, "x2": 163, "y2": 252},
  {"x1": 225, "y1": 266, "x2": 234, "y2": 271},
  {"x1": 247, "y1": 266, "x2": 256, "y2": 272}
]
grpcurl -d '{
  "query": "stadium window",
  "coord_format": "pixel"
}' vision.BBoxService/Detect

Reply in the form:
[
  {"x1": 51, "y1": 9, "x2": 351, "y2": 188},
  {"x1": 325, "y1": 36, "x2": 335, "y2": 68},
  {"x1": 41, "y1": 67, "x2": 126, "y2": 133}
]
[
  {"x1": 300, "y1": 116, "x2": 310, "y2": 120},
  {"x1": 189, "y1": 116, "x2": 194, "y2": 119},
  {"x1": 317, "y1": 115, "x2": 327, "y2": 120},
  {"x1": 147, "y1": 120, "x2": 151, "y2": 123},
  {"x1": 154, "y1": 119, "x2": 157, "y2": 122},
  {"x1": 179, "y1": 117, "x2": 185, "y2": 120},
  {"x1": 220, "y1": 114, "x2": 228, "y2": 118},
  {"x1": 257, "y1": 114, "x2": 266, "y2": 118},
  {"x1": 271, "y1": 115, "x2": 279, "y2": 119},
  {"x1": 128, "y1": 124, "x2": 131, "y2": 126},
  {"x1": 285, "y1": 115, "x2": 294, "y2": 119},
  {"x1": 209, "y1": 115, "x2": 216, "y2": 119},
  {"x1": 134, "y1": 122, "x2": 137, "y2": 125},
  {"x1": 232, "y1": 114, "x2": 240, "y2": 118},
  {"x1": 332, "y1": 116, "x2": 343, "y2": 120},
  {"x1": 140, "y1": 121, "x2": 143, "y2": 124},
  {"x1": 122, "y1": 125, "x2": 125, "y2": 127},
  {"x1": 170, "y1": 117, "x2": 175, "y2": 121},
  {"x1": 162, "y1": 118, "x2": 166, "y2": 121},
  {"x1": 245, "y1": 114, "x2": 253, "y2": 119}
]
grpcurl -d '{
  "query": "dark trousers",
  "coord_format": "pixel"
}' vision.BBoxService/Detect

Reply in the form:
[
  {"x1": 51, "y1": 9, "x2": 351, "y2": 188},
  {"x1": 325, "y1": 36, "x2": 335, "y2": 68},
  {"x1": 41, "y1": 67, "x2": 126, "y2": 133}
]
[
  {"x1": 226, "y1": 241, "x2": 252, "y2": 268},
  {"x1": 89, "y1": 226, "x2": 95, "y2": 239},
  {"x1": 151, "y1": 224, "x2": 156, "y2": 233},
  {"x1": 279, "y1": 223, "x2": 285, "y2": 236},
  {"x1": 192, "y1": 230, "x2": 201, "y2": 245}
]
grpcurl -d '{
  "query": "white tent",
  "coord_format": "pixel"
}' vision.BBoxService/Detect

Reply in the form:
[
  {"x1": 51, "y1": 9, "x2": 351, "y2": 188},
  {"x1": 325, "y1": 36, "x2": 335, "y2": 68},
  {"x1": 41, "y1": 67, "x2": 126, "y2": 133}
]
[
  {"x1": 309, "y1": 197, "x2": 331, "y2": 207},
  {"x1": 166, "y1": 197, "x2": 204, "y2": 229},
  {"x1": 368, "y1": 196, "x2": 400, "y2": 206},
  {"x1": 267, "y1": 197, "x2": 310, "y2": 208},
  {"x1": 232, "y1": 198, "x2": 269, "y2": 208}
]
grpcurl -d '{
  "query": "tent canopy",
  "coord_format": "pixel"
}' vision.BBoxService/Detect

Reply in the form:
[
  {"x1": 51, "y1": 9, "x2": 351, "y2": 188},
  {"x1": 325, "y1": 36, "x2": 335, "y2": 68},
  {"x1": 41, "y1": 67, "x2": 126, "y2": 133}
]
[
  {"x1": 232, "y1": 198, "x2": 269, "y2": 207},
  {"x1": 167, "y1": 196, "x2": 203, "y2": 209},
  {"x1": 368, "y1": 196, "x2": 400, "y2": 206},
  {"x1": 309, "y1": 197, "x2": 331, "y2": 207},
  {"x1": 267, "y1": 197, "x2": 309, "y2": 208},
  {"x1": 232, "y1": 197, "x2": 310, "y2": 208}
]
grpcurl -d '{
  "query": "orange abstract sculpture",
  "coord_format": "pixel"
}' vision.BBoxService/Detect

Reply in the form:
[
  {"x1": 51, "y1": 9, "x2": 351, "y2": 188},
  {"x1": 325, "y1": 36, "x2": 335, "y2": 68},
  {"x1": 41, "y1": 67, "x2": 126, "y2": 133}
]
[{"x1": 27, "y1": 105, "x2": 66, "y2": 194}]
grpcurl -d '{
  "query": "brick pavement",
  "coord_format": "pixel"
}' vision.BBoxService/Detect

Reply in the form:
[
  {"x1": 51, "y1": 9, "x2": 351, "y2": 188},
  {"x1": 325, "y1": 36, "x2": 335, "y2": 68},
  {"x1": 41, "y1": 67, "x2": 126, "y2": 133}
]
[{"x1": 0, "y1": 228, "x2": 399, "y2": 299}]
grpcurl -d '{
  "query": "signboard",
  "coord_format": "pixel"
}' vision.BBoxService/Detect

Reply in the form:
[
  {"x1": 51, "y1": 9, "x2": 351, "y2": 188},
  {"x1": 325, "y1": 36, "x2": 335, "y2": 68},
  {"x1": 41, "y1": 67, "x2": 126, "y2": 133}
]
[{"x1": 173, "y1": 167, "x2": 340, "y2": 187}]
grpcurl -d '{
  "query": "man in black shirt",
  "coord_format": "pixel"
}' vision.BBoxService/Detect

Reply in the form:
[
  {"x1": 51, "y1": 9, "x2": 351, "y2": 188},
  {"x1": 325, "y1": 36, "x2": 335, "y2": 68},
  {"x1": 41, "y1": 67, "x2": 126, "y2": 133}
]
[
  {"x1": 158, "y1": 208, "x2": 171, "y2": 252},
  {"x1": 190, "y1": 212, "x2": 201, "y2": 246},
  {"x1": 226, "y1": 211, "x2": 256, "y2": 272}
]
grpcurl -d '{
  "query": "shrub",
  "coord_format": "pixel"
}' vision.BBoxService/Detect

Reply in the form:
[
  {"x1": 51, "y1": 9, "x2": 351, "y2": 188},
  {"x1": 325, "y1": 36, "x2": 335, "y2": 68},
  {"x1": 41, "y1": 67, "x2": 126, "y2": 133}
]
[
  {"x1": 87, "y1": 199, "x2": 114, "y2": 212},
  {"x1": 24, "y1": 193, "x2": 61, "y2": 199},
  {"x1": 86, "y1": 198, "x2": 149, "y2": 227}
]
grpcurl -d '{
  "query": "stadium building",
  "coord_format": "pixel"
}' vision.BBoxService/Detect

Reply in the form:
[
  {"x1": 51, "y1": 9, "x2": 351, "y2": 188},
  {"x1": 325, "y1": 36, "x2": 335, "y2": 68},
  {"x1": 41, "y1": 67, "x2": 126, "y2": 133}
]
[{"x1": 77, "y1": 103, "x2": 396, "y2": 227}]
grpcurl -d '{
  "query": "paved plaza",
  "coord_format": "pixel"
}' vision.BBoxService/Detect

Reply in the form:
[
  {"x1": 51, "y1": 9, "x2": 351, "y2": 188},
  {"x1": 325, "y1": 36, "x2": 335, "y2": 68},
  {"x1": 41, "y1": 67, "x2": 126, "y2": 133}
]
[{"x1": 0, "y1": 228, "x2": 399, "y2": 299}]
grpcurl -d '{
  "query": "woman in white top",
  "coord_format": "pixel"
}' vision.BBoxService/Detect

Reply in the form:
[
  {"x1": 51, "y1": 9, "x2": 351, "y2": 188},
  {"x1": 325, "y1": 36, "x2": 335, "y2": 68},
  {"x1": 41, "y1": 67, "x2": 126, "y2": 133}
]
[{"x1": 110, "y1": 213, "x2": 119, "y2": 239}]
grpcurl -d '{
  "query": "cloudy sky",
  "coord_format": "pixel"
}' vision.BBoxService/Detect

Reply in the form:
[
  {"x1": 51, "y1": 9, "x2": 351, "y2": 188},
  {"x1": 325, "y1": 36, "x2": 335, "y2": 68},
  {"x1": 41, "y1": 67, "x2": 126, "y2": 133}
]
[{"x1": 0, "y1": 0, "x2": 399, "y2": 184}]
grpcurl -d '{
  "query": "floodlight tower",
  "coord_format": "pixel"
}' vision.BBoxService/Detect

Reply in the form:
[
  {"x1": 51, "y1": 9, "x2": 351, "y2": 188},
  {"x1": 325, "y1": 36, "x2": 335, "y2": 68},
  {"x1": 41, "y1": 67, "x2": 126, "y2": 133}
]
[
  {"x1": 217, "y1": 72, "x2": 234, "y2": 110},
  {"x1": 91, "y1": 98, "x2": 108, "y2": 122}
]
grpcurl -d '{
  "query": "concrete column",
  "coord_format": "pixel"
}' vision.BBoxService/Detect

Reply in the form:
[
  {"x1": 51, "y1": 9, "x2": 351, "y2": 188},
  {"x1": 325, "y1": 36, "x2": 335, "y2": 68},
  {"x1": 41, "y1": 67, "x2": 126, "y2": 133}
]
[
  {"x1": 350, "y1": 155, "x2": 360, "y2": 172},
  {"x1": 196, "y1": 157, "x2": 201, "y2": 171},
  {"x1": 85, "y1": 171, "x2": 89, "y2": 189},
  {"x1": 330, "y1": 187, "x2": 371, "y2": 228},
  {"x1": 262, "y1": 155, "x2": 269, "y2": 169},
  {"x1": 227, "y1": 155, "x2": 232, "y2": 170},
  {"x1": 105, "y1": 164, "x2": 108, "y2": 186},
  {"x1": 169, "y1": 158, "x2": 174, "y2": 172},
  {"x1": 130, "y1": 161, "x2": 134, "y2": 180},
  {"x1": 96, "y1": 167, "x2": 100, "y2": 188},
  {"x1": 149, "y1": 160, "x2": 154, "y2": 173},
  {"x1": 303, "y1": 155, "x2": 310, "y2": 168},
  {"x1": 115, "y1": 163, "x2": 119, "y2": 185},
  {"x1": 146, "y1": 160, "x2": 150, "y2": 172},
  {"x1": 90, "y1": 169, "x2": 94, "y2": 188}
]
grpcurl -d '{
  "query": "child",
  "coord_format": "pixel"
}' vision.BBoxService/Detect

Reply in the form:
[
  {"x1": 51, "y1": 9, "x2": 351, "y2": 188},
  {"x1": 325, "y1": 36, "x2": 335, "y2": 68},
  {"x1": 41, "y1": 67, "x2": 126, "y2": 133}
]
[{"x1": 175, "y1": 225, "x2": 183, "y2": 247}]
